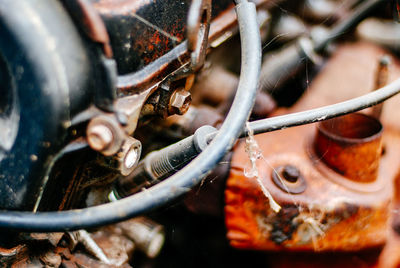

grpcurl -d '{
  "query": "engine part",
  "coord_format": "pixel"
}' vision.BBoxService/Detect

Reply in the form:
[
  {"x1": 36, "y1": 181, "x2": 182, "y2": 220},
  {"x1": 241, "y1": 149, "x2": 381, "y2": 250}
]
[
  {"x1": 1, "y1": 6, "x2": 400, "y2": 231},
  {"x1": 114, "y1": 125, "x2": 216, "y2": 198},
  {"x1": 378, "y1": 171, "x2": 400, "y2": 268},
  {"x1": 1, "y1": 0, "x2": 400, "y2": 266},
  {"x1": 0, "y1": 0, "x2": 261, "y2": 231},
  {"x1": 118, "y1": 217, "x2": 165, "y2": 258},
  {"x1": 315, "y1": 113, "x2": 383, "y2": 183},
  {"x1": 371, "y1": 55, "x2": 391, "y2": 118},
  {"x1": 225, "y1": 41, "x2": 400, "y2": 253},
  {"x1": 0, "y1": 0, "x2": 115, "y2": 210},
  {"x1": 259, "y1": 0, "x2": 385, "y2": 94},
  {"x1": 69, "y1": 230, "x2": 112, "y2": 264}
]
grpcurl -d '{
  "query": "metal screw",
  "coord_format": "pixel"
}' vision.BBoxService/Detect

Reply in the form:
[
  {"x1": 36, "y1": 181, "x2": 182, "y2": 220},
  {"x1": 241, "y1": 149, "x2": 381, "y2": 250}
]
[
  {"x1": 87, "y1": 115, "x2": 126, "y2": 156},
  {"x1": 281, "y1": 165, "x2": 300, "y2": 183},
  {"x1": 87, "y1": 124, "x2": 114, "y2": 152},
  {"x1": 67, "y1": 230, "x2": 111, "y2": 265},
  {"x1": 169, "y1": 89, "x2": 192, "y2": 115}
]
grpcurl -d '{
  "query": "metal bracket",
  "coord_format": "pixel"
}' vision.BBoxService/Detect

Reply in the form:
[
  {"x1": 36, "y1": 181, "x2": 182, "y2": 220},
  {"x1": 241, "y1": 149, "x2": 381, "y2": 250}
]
[{"x1": 187, "y1": 0, "x2": 212, "y2": 71}]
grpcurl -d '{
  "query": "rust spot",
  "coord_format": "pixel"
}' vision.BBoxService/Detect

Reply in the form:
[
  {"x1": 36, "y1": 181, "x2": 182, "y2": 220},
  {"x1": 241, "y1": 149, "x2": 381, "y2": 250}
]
[{"x1": 270, "y1": 206, "x2": 300, "y2": 244}]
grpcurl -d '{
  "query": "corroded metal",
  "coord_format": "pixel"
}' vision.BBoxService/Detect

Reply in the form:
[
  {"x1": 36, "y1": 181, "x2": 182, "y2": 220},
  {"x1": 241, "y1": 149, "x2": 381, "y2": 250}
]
[
  {"x1": 225, "y1": 42, "x2": 400, "y2": 252},
  {"x1": 371, "y1": 55, "x2": 391, "y2": 119},
  {"x1": 225, "y1": 121, "x2": 397, "y2": 251},
  {"x1": 0, "y1": 217, "x2": 165, "y2": 267},
  {"x1": 271, "y1": 165, "x2": 307, "y2": 194},
  {"x1": 112, "y1": 0, "x2": 273, "y2": 95},
  {"x1": 315, "y1": 113, "x2": 383, "y2": 183},
  {"x1": 169, "y1": 89, "x2": 192, "y2": 115},
  {"x1": 187, "y1": 0, "x2": 212, "y2": 71}
]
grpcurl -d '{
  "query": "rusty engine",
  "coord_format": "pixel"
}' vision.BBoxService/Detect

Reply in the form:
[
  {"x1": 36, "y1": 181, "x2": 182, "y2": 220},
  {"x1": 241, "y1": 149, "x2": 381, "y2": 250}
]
[{"x1": 1, "y1": 0, "x2": 400, "y2": 267}]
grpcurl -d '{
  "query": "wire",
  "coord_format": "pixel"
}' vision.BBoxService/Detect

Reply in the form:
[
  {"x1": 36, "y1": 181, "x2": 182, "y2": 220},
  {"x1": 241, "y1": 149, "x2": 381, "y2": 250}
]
[
  {"x1": 0, "y1": 0, "x2": 261, "y2": 231},
  {"x1": 247, "y1": 78, "x2": 400, "y2": 136}
]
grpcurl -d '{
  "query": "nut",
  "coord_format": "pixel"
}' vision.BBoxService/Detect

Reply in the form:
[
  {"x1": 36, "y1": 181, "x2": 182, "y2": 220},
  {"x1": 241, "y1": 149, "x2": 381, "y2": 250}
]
[
  {"x1": 86, "y1": 115, "x2": 126, "y2": 156},
  {"x1": 87, "y1": 124, "x2": 114, "y2": 152},
  {"x1": 124, "y1": 145, "x2": 139, "y2": 170},
  {"x1": 95, "y1": 137, "x2": 141, "y2": 176},
  {"x1": 169, "y1": 89, "x2": 192, "y2": 115},
  {"x1": 118, "y1": 137, "x2": 142, "y2": 176}
]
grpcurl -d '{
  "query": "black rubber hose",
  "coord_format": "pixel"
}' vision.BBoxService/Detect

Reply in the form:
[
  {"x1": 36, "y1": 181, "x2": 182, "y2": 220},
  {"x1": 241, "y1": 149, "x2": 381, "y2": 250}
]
[{"x1": 0, "y1": 0, "x2": 261, "y2": 231}]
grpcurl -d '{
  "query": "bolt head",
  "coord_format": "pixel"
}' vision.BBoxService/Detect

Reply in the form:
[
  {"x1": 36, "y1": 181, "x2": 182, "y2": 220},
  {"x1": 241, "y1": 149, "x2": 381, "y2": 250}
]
[
  {"x1": 87, "y1": 124, "x2": 114, "y2": 151},
  {"x1": 170, "y1": 89, "x2": 192, "y2": 115},
  {"x1": 282, "y1": 165, "x2": 300, "y2": 183}
]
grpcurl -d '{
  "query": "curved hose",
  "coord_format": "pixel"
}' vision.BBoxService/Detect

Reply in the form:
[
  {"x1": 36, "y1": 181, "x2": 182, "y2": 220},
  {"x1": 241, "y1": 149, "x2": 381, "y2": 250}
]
[{"x1": 0, "y1": 0, "x2": 261, "y2": 231}]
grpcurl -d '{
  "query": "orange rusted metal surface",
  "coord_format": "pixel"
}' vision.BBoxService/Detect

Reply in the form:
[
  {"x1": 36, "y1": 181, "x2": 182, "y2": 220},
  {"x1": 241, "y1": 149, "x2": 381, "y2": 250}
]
[
  {"x1": 225, "y1": 122, "x2": 399, "y2": 251},
  {"x1": 315, "y1": 113, "x2": 383, "y2": 183},
  {"x1": 378, "y1": 171, "x2": 400, "y2": 268},
  {"x1": 225, "y1": 42, "x2": 400, "y2": 252}
]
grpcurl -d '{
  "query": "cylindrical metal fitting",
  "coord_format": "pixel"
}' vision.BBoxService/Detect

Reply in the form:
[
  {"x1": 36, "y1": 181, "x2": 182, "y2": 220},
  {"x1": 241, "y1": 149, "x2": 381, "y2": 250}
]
[
  {"x1": 119, "y1": 217, "x2": 165, "y2": 258},
  {"x1": 87, "y1": 115, "x2": 126, "y2": 156},
  {"x1": 87, "y1": 124, "x2": 114, "y2": 152},
  {"x1": 116, "y1": 137, "x2": 142, "y2": 176},
  {"x1": 315, "y1": 113, "x2": 383, "y2": 183}
]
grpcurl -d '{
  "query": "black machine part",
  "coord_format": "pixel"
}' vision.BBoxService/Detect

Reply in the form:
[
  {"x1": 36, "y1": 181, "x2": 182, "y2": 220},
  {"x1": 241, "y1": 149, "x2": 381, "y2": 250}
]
[{"x1": 0, "y1": 0, "x2": 111, "y2": 210}]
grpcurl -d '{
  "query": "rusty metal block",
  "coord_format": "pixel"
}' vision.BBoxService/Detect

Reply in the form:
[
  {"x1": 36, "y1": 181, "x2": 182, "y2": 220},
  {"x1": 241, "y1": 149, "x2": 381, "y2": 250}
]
[{"x1": 225, "y1": 42, "x2": 400, "y2": 252}]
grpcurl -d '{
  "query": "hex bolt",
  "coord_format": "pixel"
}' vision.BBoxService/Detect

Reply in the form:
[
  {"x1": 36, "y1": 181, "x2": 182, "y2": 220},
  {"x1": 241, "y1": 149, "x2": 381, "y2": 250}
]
[
  {"x1": 281, "y1": 165, "x2": 300, "y2": 183},
  {"x1": 87, "y1": 124, "x2": 114, "y2": 152},
  {"x1": 169, "y1": 89, "x2": 192, "y2": 115}
]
